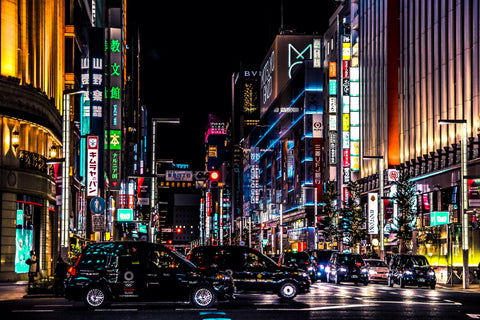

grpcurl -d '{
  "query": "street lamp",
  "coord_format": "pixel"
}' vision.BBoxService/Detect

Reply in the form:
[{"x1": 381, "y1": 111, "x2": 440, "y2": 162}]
[
  {"x1": 61, "y1": 89, "x2": 87, "y2": 259},
  {"x1": 438, "y1": 118, "x2": 469, "y2": 289},
  {"x1": 150, "y1": 118, "x2": 180, "y2": 243},
  {"x1": 363, "y1": 155, "x2": 384, "y2": 261},
  {"x1": 303, "y1": 185, "x2": 319, "y2": 250}
]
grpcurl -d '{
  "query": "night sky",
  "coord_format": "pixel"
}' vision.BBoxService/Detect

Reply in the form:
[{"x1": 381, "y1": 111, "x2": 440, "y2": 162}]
[{"x1": 129, "y1": 1, "x2": 339, "y2": 170}]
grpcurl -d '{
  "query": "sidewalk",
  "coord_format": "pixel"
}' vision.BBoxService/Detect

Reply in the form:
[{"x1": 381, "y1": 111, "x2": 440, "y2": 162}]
[
  {"x1": 437, "y1": 282, "x2": 480, "y2": 293},
  {"x1": 0, "y1": 280, "x2": 58, "y2": 300}
]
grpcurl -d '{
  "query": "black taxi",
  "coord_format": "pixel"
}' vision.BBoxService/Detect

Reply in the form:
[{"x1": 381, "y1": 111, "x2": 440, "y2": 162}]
[
  {"x1": 64, "y1": 241, "x2": 235, "y2": 308},
  {"x1": 187, "y1": 246, "x2": 310, "y2": 299}
]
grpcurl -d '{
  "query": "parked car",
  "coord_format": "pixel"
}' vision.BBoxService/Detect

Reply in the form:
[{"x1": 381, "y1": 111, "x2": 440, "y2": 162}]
[
  {"x1": 325, "y1": 252, "x2": 369, "y2": 285},
  {"x1": 64, "y1": 241, "x2": 235, "y2": 308},
  {"x1": 278, "y1": 251, "x2": 317, "y2": 282},
  {"x1": 364, "y1": 259, "x2": 389, "y2": 283},
  {"x1": 387, "y1": 254, "x2": 436, "y2": 289},
  {"x1": 187, "y1": 246, "x2": 311, "y2": 299},
  {"x1": 305, "y1": 249, "x2": 336, "y2": 282}
]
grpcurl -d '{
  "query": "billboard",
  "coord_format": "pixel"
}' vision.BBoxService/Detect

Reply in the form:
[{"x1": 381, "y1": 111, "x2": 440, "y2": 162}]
[
  {"x1": 260, "y1": 35, "x2": 319, "y2": 117},
  {"x1": 87, "y1": 136, "x2": 99, "y2": 197},
  {"x1": 368, "y1": 193, "x2": 379, "y2": 234}
]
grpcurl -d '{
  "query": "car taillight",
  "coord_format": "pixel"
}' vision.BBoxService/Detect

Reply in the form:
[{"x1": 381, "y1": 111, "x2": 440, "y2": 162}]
[
  {"x1": 67, "y1": 266, "x2": 76, "y2": 278},
  {"x1": 67, "y1": 254, "x2": 81, "y2": 278}
]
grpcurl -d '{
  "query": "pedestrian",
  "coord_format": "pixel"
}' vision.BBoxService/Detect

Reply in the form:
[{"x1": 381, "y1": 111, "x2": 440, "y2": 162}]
[
  {"x1": 54, "y1": 255, "x2": 69, "y2": 296},
  {"x1": 27, "y1": 250, "x2": 38, "y2": 290}
]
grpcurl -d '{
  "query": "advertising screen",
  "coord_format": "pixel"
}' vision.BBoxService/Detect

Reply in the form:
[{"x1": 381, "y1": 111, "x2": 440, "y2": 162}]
[
  {"x1": 15, "y1": 229, "x2": 33, "y2": 273},
  {"x1": 260, "y1": 35, "x2": 318, "y2": 117}
]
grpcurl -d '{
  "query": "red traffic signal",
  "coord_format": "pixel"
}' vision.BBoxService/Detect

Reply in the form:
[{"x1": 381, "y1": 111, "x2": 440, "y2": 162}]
[
  {"x1": 209, "y1": 171, "x2": 219, "y2": 181},
  {"x1": 260, "y1": 223, "x2": 265, "y2": 228},
  {"x1": 176, "y1": 228, "x2": 182, "y2": 234}
]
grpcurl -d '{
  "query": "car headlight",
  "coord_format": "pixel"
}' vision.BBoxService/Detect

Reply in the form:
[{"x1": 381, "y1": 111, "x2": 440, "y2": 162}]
[
  {"x1": 299, "y1": 271, "x2": 309, "y2": 278},
  {"x1": 340, "y1": 267, "x2": 347, "y2": 272},
  {"x1": 428, "y1": 271, "x2": 435, "y2": 277},
  {"x1": 325, "y1": 266, "x2": 331, "y2": 273},
  {"x1": 405, "y1": 270, "x2": 413, "y2": 276},
  {"x1": 319, "y1": 264, "x2": 325, "y2": 270}
]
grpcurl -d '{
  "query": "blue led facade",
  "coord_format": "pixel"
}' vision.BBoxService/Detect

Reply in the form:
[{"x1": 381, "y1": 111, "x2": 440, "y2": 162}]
[{"x1": 244, "y1": 59, "x2": 324, "y2": 253}]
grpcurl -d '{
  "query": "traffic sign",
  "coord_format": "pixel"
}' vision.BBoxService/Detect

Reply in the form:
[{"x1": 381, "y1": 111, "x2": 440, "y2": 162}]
[{"x1": 90, "y1": 197, "x2": 106, "y2": 214}]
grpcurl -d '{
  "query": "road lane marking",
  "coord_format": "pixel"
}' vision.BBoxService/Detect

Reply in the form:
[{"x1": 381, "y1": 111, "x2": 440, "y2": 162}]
[
  {"x1": 12, "y1": 310, "x2": 54, "y2": 312},
  {"x1": 94, "y1": 308, "x2": 138, "y2": 312},
  {"x1": 258, "y1": 304, "x2": 377, "y2": 311},
  {"x1": 354, "y1": 298, "x2": 462, "y2": 306}
]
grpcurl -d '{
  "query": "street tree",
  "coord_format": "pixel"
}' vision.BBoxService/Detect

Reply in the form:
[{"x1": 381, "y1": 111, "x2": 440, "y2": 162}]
[
  {"x1": 341, "y1": 180, "x2": 367, "y2": 251},
  {"x1": 392, "y1": 170, "x2": 417, "y2": 253},
  {"x1": 321, "y1": 180, "x2": 339, "y2": 246}
]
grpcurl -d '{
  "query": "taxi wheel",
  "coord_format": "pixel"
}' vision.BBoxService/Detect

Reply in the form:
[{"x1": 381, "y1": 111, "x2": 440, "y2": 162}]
[
  {"x1": 191, "y1": 286, "x2": 217, "y2": 308},
  {"x1": 278, "y1": 281, "x2": 297, "y2": 299},
  {"x1": 84, "y1": 287, "x2": 108, "y2": 308}
]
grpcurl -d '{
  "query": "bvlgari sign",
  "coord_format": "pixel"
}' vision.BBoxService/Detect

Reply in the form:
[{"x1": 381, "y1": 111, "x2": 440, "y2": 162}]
[{"x1": 260, "y1": 35, "x2": 319, "y2": 117}]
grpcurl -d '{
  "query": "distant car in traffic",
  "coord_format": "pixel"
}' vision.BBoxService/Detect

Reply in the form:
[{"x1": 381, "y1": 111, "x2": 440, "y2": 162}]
[
  {"x1": 187, "y1": 246, "x2": 311, "y2": 299},
  {"x1": 305, "y1": 249, "x2": 336, "y2": 282},
  {"x1": 64, "y1": 241, "x2": 235, "y2": 308},
  {"x1": 325, "y1": 252, "x2": 369, "y2": 285},
  {"x1": 387, "y1": 254, "x2": 436, "y2": 289},
  {"x1": 364, "y1": 259, "x2": 389, "y2": 283},
  {"x1": 278, "y1": 251, "x2": 317, "y2": 282}
]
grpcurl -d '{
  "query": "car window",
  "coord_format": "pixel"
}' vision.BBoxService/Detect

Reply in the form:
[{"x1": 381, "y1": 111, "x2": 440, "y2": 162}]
[
  {"x1": 244, "y1": 252, "x2": 267, "y2": 270},
  {"x1": 366, "y1": 260, "x2": 387, "y2": 267},
  {"x1": 169, "y1": 249, "x2": 196, "y2": 268},
  {"x1": 410, "y1": 256, "x2": 429, "y2": 267},
  {"x1": 336, "y1": 254, "x2": 364, "y2": 266},
  {"x1": 151, "y1": 248, "x2": 183, "y2": 269}
]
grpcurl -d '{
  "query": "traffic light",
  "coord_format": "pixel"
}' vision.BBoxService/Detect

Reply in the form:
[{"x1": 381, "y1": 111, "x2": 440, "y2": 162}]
[
  {"x1": 176, "y1": 227, "x2": 182, "y2": 234},
  {"x1": 194, "y1": 171, "x2": 210, "y2": 180},
  {"x1": 209, "y1": 171, "x2": 219, "y2": 181},
  {"x1": 472, "y1": 211, "x2": 479, "y2": 230},
  {"x1": 209, "y1": 170, "x2": 219, "y2": 187}
]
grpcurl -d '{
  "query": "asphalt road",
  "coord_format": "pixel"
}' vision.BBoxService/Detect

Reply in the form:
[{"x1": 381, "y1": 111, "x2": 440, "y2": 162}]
[{"x1": 2, "y1": 282, "x2": 480, "y2": 320}]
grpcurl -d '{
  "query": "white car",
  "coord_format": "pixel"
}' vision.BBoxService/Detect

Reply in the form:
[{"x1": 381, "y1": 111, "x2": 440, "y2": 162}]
[{"x1": 364, "y1": 259, "x2": 388, "y2": 283}]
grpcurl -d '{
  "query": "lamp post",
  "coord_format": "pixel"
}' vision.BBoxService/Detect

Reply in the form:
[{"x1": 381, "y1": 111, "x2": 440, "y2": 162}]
[
  {"x1": 363, "y1": 155, "x2": 384, "y2": 261},
  {"x1": 61, "y1": 90, "x2": 87, "y2": 259},
  {"x1": 150, "y1": 118, "x2": 180, "y2": 243},
  {"x1": 438, "y1": 119, "x2": 469, "y2": 289},
  {"x1": 303, "y1": 185, "x2": 319, "y2": 250}
]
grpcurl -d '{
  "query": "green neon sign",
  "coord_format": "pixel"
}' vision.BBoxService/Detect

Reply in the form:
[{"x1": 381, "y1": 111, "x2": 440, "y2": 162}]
[
  {"x1": 118, "y1": 209, "x2": 134, "y2": 222},
  {"x1": 430, "y1": 211, "x2": 449, "y2": 226}
]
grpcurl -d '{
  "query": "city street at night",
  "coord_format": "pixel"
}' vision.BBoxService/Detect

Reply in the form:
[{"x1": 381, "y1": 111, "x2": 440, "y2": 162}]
[
  {"x1": 2, "y1": 282, "x2": 480, "y2": 320},
  {"x1": 2, "y1": 1, "x2": 480, "y2": 320}
]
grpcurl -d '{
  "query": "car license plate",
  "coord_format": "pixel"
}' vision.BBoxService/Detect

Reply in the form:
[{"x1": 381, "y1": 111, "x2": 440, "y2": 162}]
[
  {"x1": 418, "y1": 278, "x2": 425, "y2": 282},
  {"x1": 351, "y1": 275, "x2": 358, "y2": 278}
]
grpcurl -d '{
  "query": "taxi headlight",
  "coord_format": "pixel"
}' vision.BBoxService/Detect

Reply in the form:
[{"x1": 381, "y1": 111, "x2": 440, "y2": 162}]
[{"x1": 299, "y1": 271, "x2": 309, "y2": 278}]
